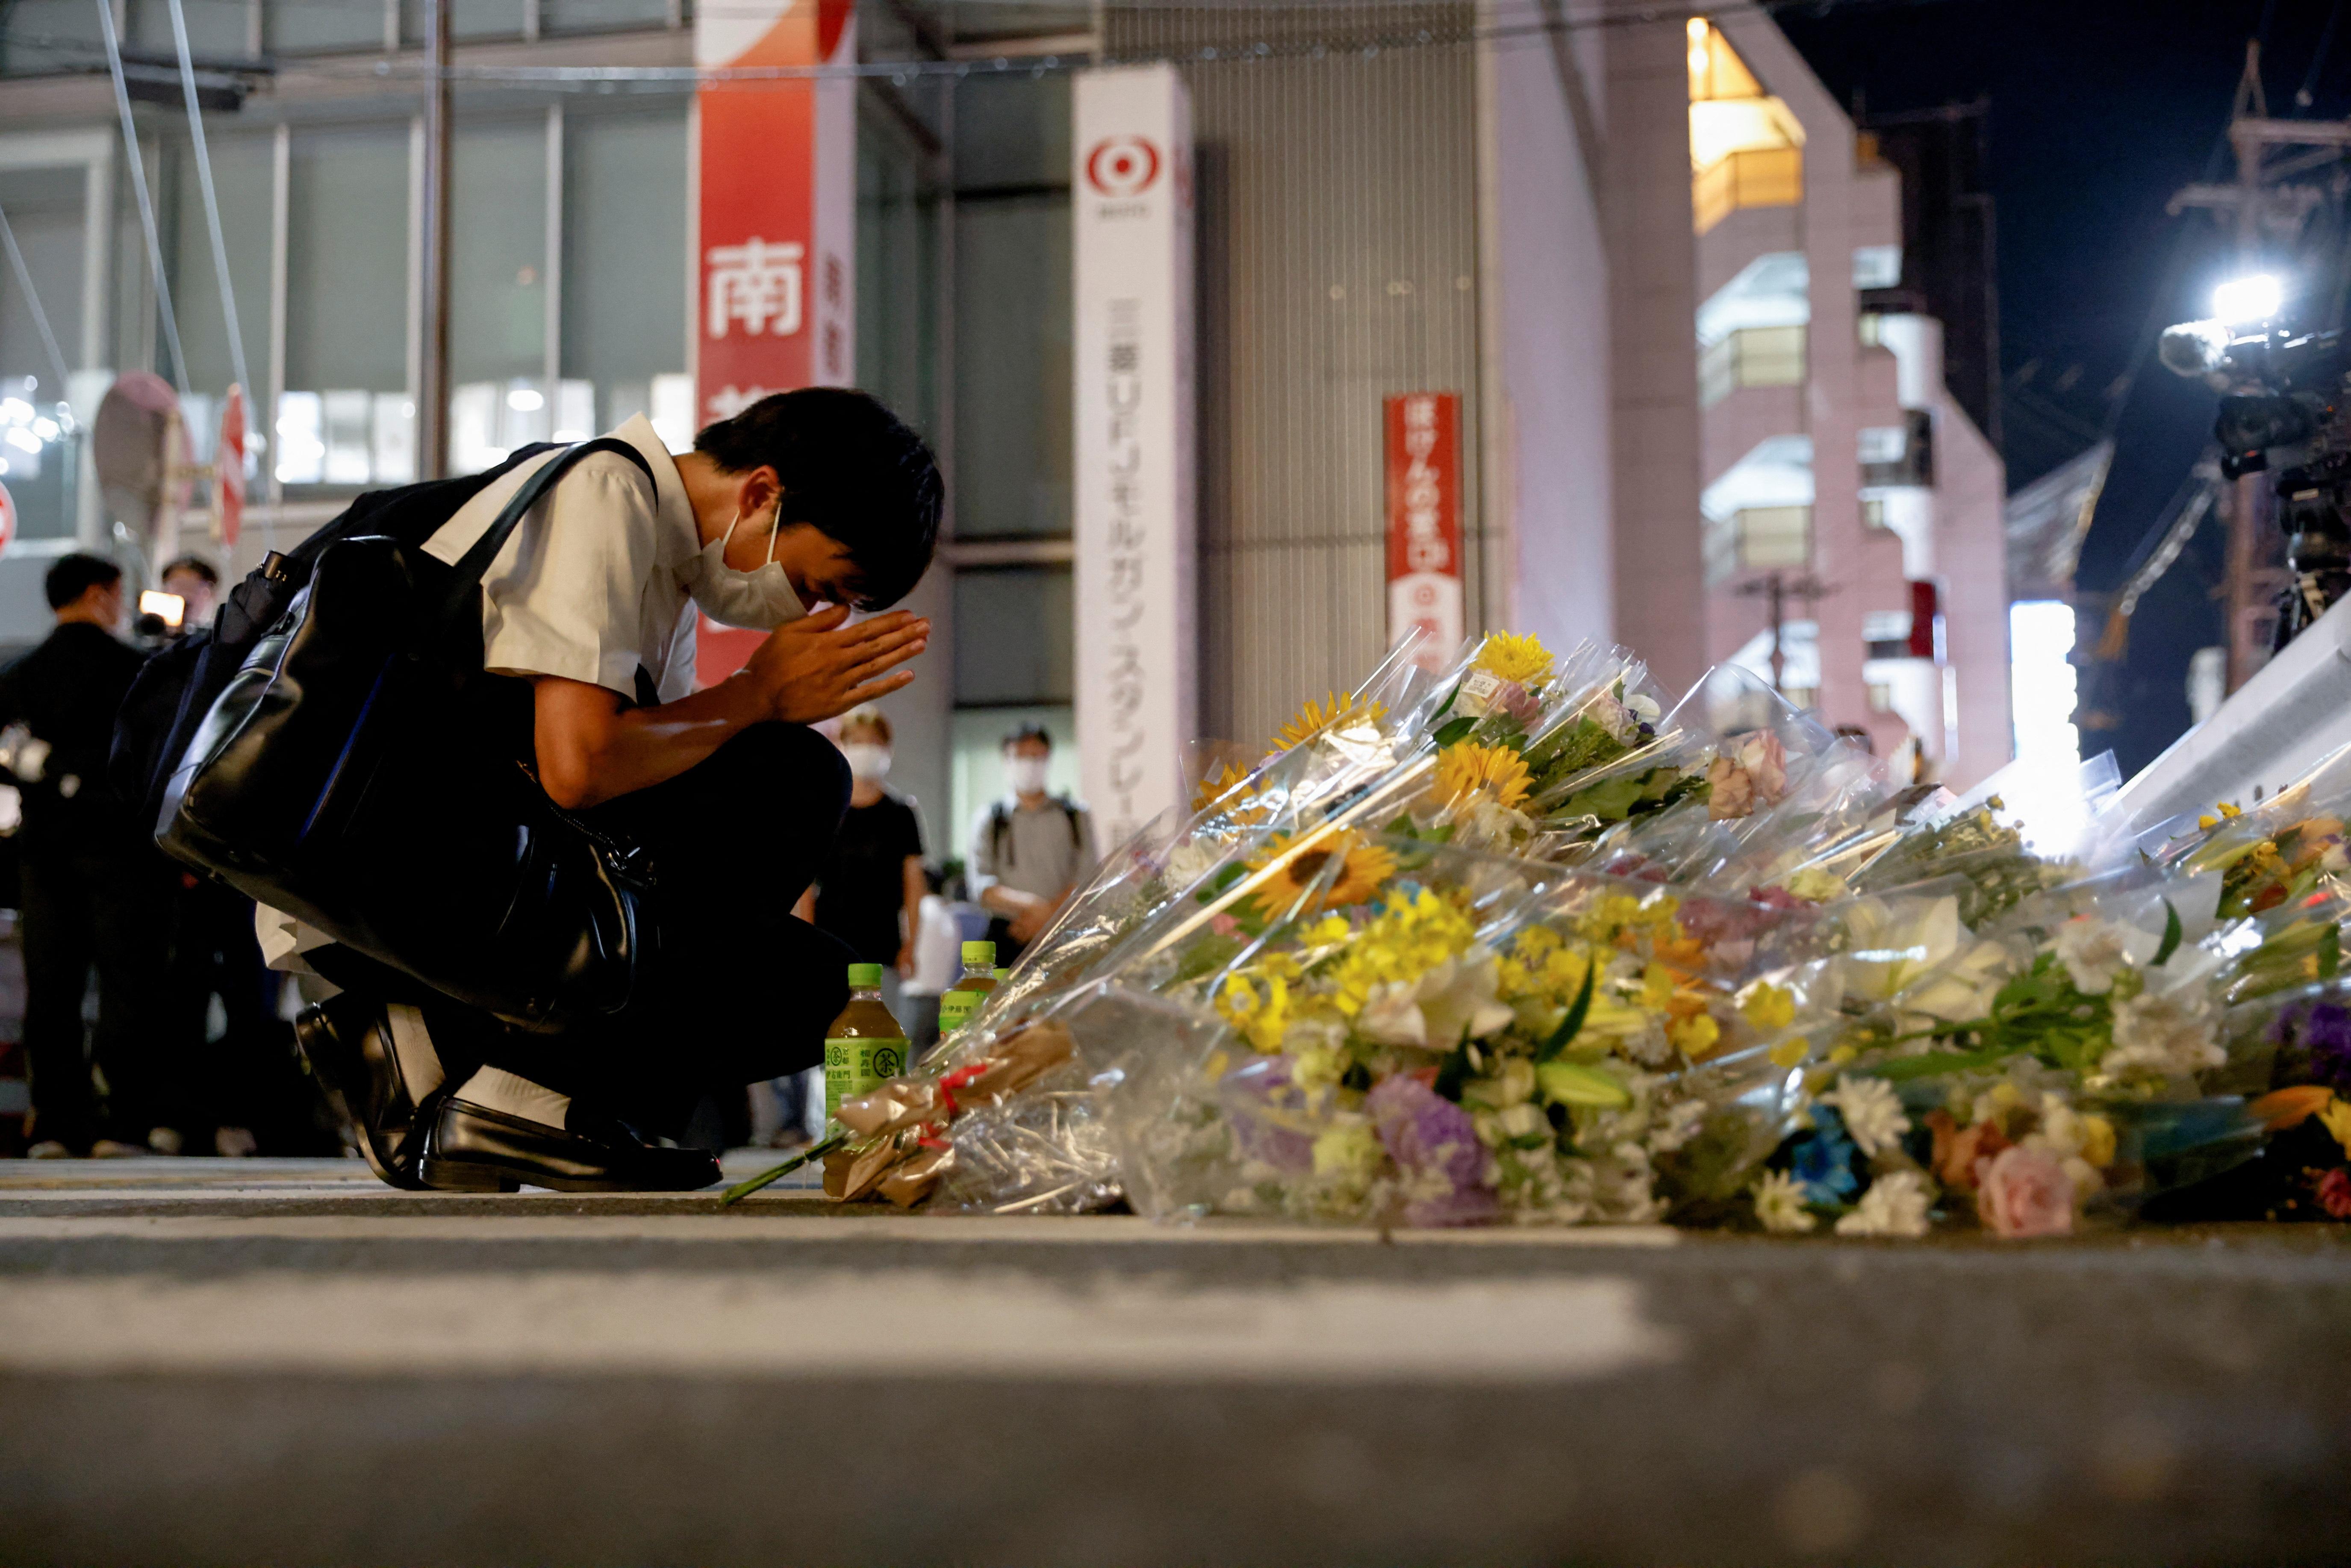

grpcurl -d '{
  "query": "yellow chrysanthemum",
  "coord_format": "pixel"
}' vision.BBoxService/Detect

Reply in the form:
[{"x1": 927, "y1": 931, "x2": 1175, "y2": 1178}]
[
  {"x1": 1192, "y1": 761, "x2": 1259, "y2": 816},
  {"x1": 1669, "y1": 1013, "x2": 1722, "y2": 1058},
  {"x1": 1432, "y1": 741, "x2": 1532, "y2": 812},
  {"x1": 1270, "y1": 691, "x2": 1385, "y2": 753},
  {"x1": 2196, "y1": 799, "x2": 2245, "y2": 831},
  {"x1": 1328, "y1": 886, "x2": 1483, "y2": 1017},
  {"x1": 1767, "y1": 1037, "x2": 1811, "y2": 1070},
  {"x1": 1474, "y1": 632, "x2": 1555, "y2": 687},
  {"x1": 1737, "y1": 980, "x2": 1797, "y2": 1032},
  {"x1": 1246, "y1": 827, "x2": 1397, "y2": 919}
]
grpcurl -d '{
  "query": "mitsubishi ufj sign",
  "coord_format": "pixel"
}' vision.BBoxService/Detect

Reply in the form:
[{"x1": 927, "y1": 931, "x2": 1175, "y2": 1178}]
[
  {"x1": 693, "y1": 0, "x2": 856, "y2": 683},
  {"x1": 1073, "y1": 65, "x2": 1197, "y2": 851}
]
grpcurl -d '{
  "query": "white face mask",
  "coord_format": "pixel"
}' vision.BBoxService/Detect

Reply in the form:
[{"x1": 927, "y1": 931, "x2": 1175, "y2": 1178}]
[
  {"x1": 679, "y1": 502, "x2": 806, "y2": 630},
  {"x1": 1006, "y1": 756, "x2": 1050, "y2": 796},
  {"x1": 840, "y1": 743, "x2": 891, "y2": 783}
]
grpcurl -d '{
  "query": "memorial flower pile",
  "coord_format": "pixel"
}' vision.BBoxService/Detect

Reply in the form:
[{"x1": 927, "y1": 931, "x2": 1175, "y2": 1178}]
[{"x1": 727, "y1": 630, "x2": 2351, "y2": 1238}]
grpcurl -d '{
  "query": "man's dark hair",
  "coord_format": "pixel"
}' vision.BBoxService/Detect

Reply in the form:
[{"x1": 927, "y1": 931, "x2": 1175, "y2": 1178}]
[
  {"x1": 159, "y1": 554, "x2": 220, "y2": 588},
  {"x1": 694, "y1": 388, "x2": 941, "y2": 610},
  {"x1": 1002, "y1": 723, "x2": 1053, "y2": 752},
  {"x1": 44, "y1": 553, "x2": 121, "y2": 611}
]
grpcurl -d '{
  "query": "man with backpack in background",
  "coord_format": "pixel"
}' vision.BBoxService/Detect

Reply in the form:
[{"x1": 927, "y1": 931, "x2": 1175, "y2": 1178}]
[
  {"x1": 0, "y1": 555, "x2": 176, "y2": 1157},
  {"x1": 969, "y1": 724, "x2": 1099, "y2": 967}
]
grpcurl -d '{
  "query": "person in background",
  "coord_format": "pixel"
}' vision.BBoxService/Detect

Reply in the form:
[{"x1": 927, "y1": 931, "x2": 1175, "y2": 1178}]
[
  {"x1": 969, "y1": 724, "x2": 1097, "y2": 968},
  {"x1": 159, "y1": 556, "x2": 220, "y2": 631},
  {"x1": 0, "y1": 555, "x2": 174, "y2": 1157},
  {"x1": 795, "y1": 708, "x2": 926, "y2": 1009}
]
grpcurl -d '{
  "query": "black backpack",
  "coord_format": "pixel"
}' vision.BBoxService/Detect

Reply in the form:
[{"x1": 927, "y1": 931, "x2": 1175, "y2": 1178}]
[{"x1": 109, "y1": 444, "x2": 565, "y2": 840}]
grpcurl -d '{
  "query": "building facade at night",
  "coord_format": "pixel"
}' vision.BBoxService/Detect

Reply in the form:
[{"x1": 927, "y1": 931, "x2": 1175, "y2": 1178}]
[{"x1": 0, "y1": 0, "x2": 2010, "y2": 868}]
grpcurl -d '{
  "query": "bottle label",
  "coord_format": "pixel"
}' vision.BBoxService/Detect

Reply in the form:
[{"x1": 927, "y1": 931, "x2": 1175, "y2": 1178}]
[
  {"x1": 937, "y1": 987, "x2": 984, "y2": 1036},
  {"x1": 824, "y1": 1035, "x2": 908, "y2": 1126}
]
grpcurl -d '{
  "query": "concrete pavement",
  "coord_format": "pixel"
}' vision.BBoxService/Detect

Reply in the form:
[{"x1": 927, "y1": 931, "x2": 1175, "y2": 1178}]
[{"x1": 0, "y1": 1156, "x2": 2347, "y2": 1565}]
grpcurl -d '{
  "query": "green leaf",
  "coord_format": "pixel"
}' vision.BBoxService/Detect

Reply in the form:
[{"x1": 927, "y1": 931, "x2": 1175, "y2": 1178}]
[
  {"x1": 1433, "y1": 1035, "x2": 1473, "y2": 1102},
  {"x1": 2152, "y1": 899, "x2": 2182, "y2": 967},
  {"x1": 1867, "y1": 1044, "x2": 2019, "y2": 1082},
  {"x1": 1431, "y1": 681, "x2": 1460, "y2": 723},
  {"x1": 1433, "y1": 716, "x2": 1476, "y2": 749},
  {"x1": 1535, "y1": 960, "x2": 1599, "y2": 1064},
  {"x1": 1537, "y1": 1059, "x2": 1632, "y2": 1108},
  {"x1": 2323, "y1": 923, "x2": 2342, "y2": 981}
]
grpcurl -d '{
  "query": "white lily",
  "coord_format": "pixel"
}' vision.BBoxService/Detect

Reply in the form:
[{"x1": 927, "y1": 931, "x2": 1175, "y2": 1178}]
[
  {"x1": 1356, "y1": 946, "x2": 1517, "y2": 1049},
  {"x1": 1842, "y1": 896, "x2": 1962, "y2": 1002}
]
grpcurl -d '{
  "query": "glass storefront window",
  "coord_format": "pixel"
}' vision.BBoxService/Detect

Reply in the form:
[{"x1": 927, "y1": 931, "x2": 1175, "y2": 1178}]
[
  {"x1": 953, "y1": 566, "x2": 1073, "y2": 706},
  {"x1": 542, "y1": 0, "x2": 671, "y2": 34},
  {"x1": 281, "y1": 122, "x2": 410, "y2": 487},
  {"x1": 447, "y1": 115, "x2": 549, "y2": 473},
  {"x1": 0, "y1": 165, "x2": 91, "y2": 542},
  {"x1": 560, "y1": 105, "x2": 687, "y2": 438},
  {"x1": 269, "y1": 0, "x2": 386, "y2": 54}
]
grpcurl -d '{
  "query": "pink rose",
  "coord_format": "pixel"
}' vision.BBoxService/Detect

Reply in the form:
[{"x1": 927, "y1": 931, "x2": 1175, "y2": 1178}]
[
  {"x1": 1975, "y1": 1145, "x2": 2074, "y2": 1238},
  {"x1": 1707, "y1": 755, "x2": 1756, "y2": 820},
  {"x1": 2317, "y1": 1168, "x2": 2351, "y2": 1220},
  {"x1": 1735, "y1": 732, "x2": 1790, "y2": 805}
]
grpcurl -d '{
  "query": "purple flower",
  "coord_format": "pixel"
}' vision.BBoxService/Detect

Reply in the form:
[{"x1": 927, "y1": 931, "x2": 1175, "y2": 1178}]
[
  {"x1": 2306, "y1": 1004, "x2": 2351, "y2": 1089},
  {"x1": 1218, "y1": 1056, "x2": 1317, "y2": 1174},
  {"x1": 1367, "y1": 1075, "x2": 1498, "y2": 1227}
]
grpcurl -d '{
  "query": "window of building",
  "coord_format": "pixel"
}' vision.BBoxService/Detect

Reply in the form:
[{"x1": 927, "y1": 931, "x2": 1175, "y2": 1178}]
[
  {"x1": 1687, "y1": 19, "x2": 1804, "y2": 235},
  {"x1": 542, "y1": 0, "x2": 674, "y2": 35},
  {"x1": 1852, "y1": 244, "x2": 1902, "y2": 290},
  {"x1": 954, "y1": 73, "x2": 1071, "y2": 539},
  {"x1": 1698, "y1": 324, "x2": 1806, "y2": 407},
  {"x1": 560, "y1": 104, "x2": 690, "y2": 442},
  {"x1": 448, "y1": 116, "x2": 550, "y2": 473},
  {"x1": 954, "y1": 566, "x2": 1074, "y2": 706},
  {"x1": 1735, "y1": 504, "x2": 1811, "y2": 571},
  {"x1": 280, "y1": 123, "x2": 411, "y2": 488}
]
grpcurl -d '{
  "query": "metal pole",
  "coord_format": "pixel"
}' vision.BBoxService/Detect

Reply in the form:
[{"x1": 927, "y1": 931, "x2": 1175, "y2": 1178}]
[
  {"x1": 2225, "y1": 41, "x2": 2272, "y2": 693},
  {"x1": 1768, "y1": 571, "x2": 1786, "y2": 693},
  {"x1": 418, "y1": 0, "x2": 453, "y2": 479}
]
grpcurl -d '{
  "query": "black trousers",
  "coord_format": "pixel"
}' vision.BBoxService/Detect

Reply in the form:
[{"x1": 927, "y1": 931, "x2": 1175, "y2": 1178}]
[
  {"x1": 315, "y1": 722, "x2": 853, "y2": 1136},
  {"x1": 163, "y1": 877, "x2": 336, "y2": 1152},
  {"x1": 19, "y1": 850, "x2": 173, "y2": 1149}
]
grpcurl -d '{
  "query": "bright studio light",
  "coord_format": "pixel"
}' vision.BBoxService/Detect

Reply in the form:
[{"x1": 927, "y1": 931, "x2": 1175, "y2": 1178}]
[{"x1": 2213, "y1": 273, "x2": 2283, "y2": 325}]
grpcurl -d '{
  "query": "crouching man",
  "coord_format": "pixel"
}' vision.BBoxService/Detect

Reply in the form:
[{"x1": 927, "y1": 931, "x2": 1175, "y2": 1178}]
[{"x1": 283, "y1": 389, "x2": 939, "y2": 1193}]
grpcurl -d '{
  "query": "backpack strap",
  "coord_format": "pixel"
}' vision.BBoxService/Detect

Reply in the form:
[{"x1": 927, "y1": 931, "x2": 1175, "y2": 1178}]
[{"x1": 437, "y1": 437, "x2": 655, "y2": 628}]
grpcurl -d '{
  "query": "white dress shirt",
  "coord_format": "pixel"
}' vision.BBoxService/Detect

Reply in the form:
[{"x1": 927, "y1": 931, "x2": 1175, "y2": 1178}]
[{"x1": 258, "y1": 414, "x2": 701, "y2": 972}]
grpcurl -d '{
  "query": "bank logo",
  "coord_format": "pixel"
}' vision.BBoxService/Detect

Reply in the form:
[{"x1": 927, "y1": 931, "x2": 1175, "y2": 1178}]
[{"x1": 1085, "y1": 135, "x2": 1161, "y2": 198}]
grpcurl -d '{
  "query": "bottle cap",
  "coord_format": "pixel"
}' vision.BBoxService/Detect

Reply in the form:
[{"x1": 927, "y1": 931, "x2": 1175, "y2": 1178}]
[
  {"x1": 846, "y1": 962, "x2": 885, "y2": 987},
  {"x1": 961, "y1": 940, "x2": 996, "y2": 964}
]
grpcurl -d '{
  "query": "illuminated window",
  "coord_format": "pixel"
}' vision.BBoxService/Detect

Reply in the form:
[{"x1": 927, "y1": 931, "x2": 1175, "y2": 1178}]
[
  {"x1": 1688, "y1": 20, "x2": 1805, "y2": 235},
  {"x1": 1699, "y1": 324, "x2": 1806, "y2": 407},
  {"x1": 1736, "y1": 505, "x2": 1811, "y2": 571}
]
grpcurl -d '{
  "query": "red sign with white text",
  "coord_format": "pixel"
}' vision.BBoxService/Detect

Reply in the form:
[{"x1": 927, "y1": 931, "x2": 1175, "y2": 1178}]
[
  {"x1": 1384, "y1": 392, "x2": 1464, "y2": 672},
  {"x1": 693, "y1": 0, "x2": 856, "y2": 685}
]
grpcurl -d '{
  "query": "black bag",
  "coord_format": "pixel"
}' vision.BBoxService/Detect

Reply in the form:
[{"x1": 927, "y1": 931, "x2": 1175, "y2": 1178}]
[
  {"x1": 155, "y1": 438, "x2": 659, "y2": 1032},
  {"x1": 110, "y1": 443, "x2": 564, "y2": 834}
]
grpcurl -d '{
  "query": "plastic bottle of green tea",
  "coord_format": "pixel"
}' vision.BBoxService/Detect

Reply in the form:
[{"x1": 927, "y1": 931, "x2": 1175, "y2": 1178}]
[
  {"x1": 936, "y1": 940, "x2": 999, "y2": 1040},
  {"x1": 824, "y1": 963, "x2": 909, "y2": 1129},
  {"x1": 991, "y1": 968, "x2": 1010, "y2": 982}
]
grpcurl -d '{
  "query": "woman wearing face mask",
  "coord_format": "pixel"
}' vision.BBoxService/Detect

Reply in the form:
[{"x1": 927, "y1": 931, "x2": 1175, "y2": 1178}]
[
  {"x1": 793, "y1": 708, "x2": 925, "y2": 999},
  {"x1": 272, "y1": 390, "x2": 941, "y2": 1193}
]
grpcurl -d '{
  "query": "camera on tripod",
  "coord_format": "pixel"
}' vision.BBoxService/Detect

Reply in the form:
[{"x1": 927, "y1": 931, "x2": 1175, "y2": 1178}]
[{"x1": 2161, "y1": 276, "x2": 2351, "y2": 652}]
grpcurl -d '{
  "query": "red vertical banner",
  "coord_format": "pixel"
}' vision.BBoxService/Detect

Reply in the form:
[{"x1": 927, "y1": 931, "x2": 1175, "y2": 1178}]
[
  {"x1": 693, "y1": 0, "x2": 857, "y2": 685},
  {"x1": 213, "y1": 383, "x2": 246, "y2": 548},
  {"x1": 1384, "y1": 392, "x2": 1464, "y2": 673}
]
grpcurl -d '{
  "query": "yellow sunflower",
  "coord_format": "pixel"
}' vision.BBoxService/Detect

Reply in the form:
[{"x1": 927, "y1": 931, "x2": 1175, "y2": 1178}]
[
  {"x1": 1270, "y1": 691, "x2": 1385, "y2": 753},
  {"x1": 1192, "y1": 761, "x2": 1255, "y2": 814},
  {"x1": 1432, "y1": 740, "x2": 1532, "y2": 811},
  {"x1": 1247, "y1": 828, "x2": 1397, "y2": 918},
  {"x1": 1474, "y1": 632, "x2": 1554, "y2": 687}
]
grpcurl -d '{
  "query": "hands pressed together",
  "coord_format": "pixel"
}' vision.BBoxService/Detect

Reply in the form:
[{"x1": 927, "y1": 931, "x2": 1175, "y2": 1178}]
[{"x1": 745, "y1": 605, "x2": 931, "y2": 725}]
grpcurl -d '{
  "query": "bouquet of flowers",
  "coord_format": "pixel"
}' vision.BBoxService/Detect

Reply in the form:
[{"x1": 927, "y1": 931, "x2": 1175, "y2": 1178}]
[{"x1": 725, "y1": 633, "x2": 2351, "y2": 1239}]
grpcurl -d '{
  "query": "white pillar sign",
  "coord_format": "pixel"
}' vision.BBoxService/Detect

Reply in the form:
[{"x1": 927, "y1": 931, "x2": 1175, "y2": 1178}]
[{"x1": 1073, "y1": 65, "x2": 1196, "y2": 851}]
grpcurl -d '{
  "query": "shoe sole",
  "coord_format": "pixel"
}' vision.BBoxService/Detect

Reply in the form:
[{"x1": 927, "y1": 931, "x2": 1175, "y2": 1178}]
[
  {"x1": 418, "y1": 1155, "x2": 714, "y2": 1194},
  {"x1": 415, "y1": 1157, "x2": 525, "y2": 1194}
]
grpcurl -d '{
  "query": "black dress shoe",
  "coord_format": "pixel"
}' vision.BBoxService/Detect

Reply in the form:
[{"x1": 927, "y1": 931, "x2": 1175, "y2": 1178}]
[
  {"x1": 417, "y1": 1098, "x2": 721, "y2": 1194},
  {"x1": 293, "y1": 994, "x2": 441, "y2": 1191}
]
